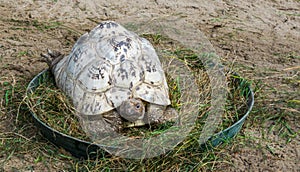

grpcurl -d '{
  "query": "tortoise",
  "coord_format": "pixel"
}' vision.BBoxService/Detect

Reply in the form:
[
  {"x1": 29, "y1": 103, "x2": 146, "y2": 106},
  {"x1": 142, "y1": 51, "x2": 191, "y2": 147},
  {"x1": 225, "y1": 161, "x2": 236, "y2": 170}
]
[{"x1": 42, "y1": 21, "x2": 178, "y2": 136}]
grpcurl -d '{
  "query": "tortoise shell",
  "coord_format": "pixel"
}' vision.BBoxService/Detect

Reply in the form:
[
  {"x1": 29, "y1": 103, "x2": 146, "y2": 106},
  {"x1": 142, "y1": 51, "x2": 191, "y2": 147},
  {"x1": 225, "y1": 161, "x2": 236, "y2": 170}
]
[{"x1": 53, "y1": 21, "x2": 170, "y2": 117}]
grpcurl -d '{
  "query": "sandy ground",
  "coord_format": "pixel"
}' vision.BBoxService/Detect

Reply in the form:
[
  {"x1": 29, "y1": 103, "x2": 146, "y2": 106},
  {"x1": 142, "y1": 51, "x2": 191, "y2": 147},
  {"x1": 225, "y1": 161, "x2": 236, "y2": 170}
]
[{"x1": 0, "y1": 0, "x2": 299, "y2": 171}]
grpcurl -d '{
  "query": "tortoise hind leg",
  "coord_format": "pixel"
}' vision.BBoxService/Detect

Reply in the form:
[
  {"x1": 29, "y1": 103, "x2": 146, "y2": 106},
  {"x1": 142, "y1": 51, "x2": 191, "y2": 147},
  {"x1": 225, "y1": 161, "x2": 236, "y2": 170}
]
[{"x1": 41, "y1": 49, "x2": 64, "y2": 69}]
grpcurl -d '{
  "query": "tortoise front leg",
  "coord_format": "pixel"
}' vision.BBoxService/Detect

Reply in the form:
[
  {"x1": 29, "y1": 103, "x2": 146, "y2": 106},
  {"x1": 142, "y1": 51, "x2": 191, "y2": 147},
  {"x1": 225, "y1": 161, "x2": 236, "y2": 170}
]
[
  {"x1": 78, "y1": 111, "x2": 122, "y2": 140},
  {"x1": 144, "y1": 104, "x2": 179, "y2": 124}
]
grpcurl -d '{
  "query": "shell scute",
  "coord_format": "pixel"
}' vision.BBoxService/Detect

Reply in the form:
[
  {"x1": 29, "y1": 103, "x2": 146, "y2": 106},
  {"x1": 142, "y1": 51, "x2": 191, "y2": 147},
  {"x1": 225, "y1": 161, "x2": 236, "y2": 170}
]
[
  {"x1": 77, "y1": 59, "x2": 112, "y2": 93},
  {"x1": 139, "y1": 38, "x2": 165, "y2": 86},
  {"x1": 112, "y1": 60, "x2": 142, "y2": 89},
  {"x1": 133, "y1": 82, "x2": 170, "y2": 105},
  {"x1": 105, "y1": 87, "x2": 131, "y2": 108},
  {"x1": 67, "y1": 44, "x2": 96, "y2": 78},
  {"x1": 95, "y1": 35, "x2": 141, "y2": 65}
]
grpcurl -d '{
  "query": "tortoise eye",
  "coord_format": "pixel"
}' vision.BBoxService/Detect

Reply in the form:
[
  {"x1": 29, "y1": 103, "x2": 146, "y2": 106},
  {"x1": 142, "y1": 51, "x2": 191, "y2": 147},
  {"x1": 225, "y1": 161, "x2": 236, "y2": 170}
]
[{"x1": 136, "y1": 104, "x2": 141, "y2": 109}]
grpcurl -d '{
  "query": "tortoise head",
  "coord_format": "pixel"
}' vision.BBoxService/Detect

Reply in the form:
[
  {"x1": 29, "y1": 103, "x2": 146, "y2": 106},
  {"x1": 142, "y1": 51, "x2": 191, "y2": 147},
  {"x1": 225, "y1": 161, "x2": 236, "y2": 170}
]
[{"x1": 117, "y1": 98, "x2": 145, "y2": 122}]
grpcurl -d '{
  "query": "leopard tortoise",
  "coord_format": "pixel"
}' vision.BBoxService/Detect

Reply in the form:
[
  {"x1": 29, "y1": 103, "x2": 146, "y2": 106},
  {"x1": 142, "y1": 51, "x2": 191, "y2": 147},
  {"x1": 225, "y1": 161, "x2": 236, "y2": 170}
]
[{"x1": 42, "y1": 21, "x2": 178, "y2": 135}]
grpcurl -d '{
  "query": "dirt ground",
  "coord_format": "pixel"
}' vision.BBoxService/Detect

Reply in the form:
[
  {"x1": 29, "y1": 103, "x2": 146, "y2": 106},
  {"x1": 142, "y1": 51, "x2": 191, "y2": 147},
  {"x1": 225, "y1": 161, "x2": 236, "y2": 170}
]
[{"x1": 0, "y1": 0, "x2": 299, "y2": 171}]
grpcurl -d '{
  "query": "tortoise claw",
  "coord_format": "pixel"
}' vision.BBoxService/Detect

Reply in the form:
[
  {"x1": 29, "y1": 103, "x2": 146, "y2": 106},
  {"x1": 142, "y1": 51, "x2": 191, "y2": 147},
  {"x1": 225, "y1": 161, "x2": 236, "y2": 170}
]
[
  {"x1": 47, "y1": 49, "x2": 61, "y2": 58},
  {"x1": 41, "y1": 49, "x2": 63, "y2": 69}
]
